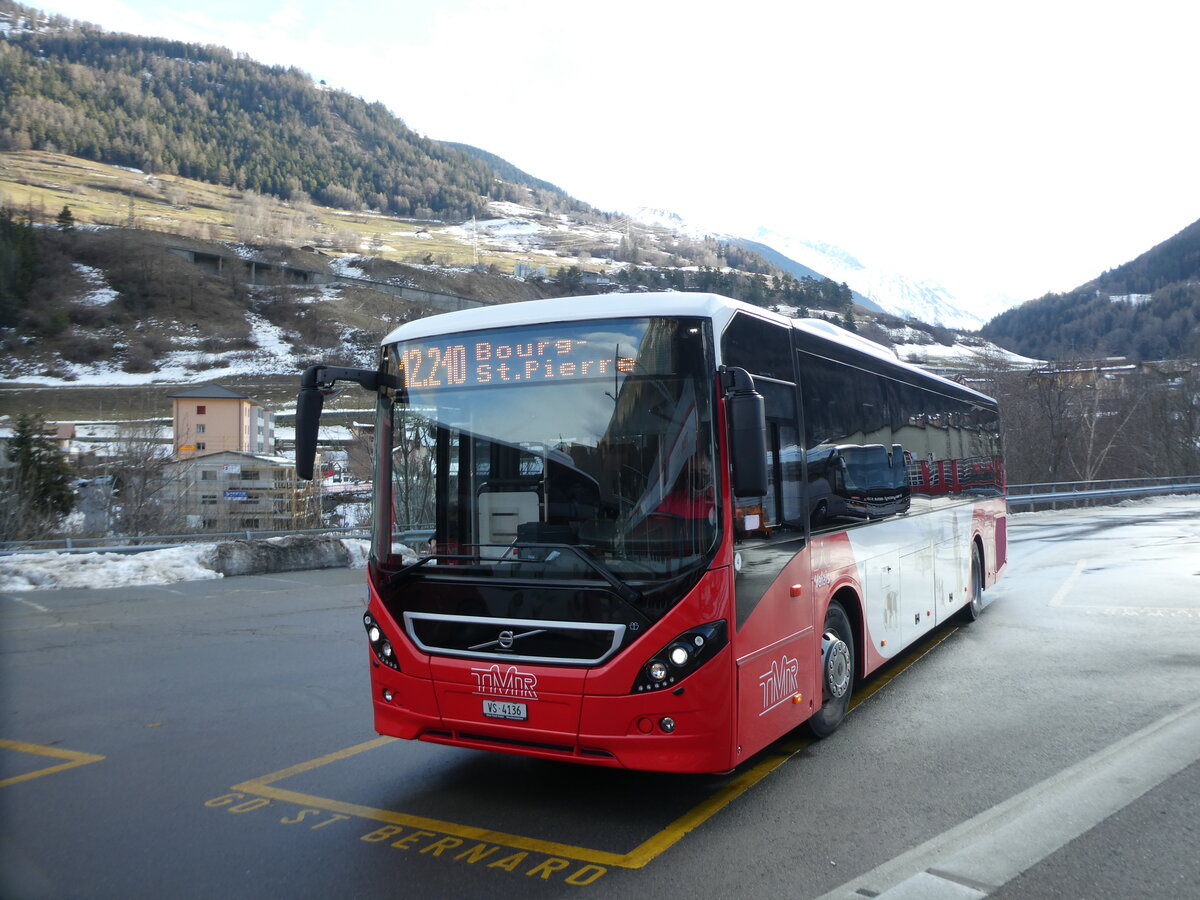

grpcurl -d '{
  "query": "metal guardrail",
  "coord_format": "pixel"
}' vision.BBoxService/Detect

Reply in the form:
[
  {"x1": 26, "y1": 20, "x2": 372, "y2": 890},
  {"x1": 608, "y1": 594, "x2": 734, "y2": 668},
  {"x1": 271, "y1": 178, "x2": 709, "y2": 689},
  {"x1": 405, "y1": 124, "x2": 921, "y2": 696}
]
[
  {"x1": 1006, "y1": 476, "x2": 1200, "y2": 509},
  {"x1": 0, "y1": 525, "x2": 434, "y2": 557},
  {"x1": 6, "y1": 477, "x2": 1200, "y2": 555}
]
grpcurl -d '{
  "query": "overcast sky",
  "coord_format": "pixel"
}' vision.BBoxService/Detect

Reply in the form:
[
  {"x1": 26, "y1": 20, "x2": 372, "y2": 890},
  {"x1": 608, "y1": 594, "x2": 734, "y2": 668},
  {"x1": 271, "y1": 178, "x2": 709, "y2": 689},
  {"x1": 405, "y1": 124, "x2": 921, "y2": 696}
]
[{"x1": 26, "y1": 0, "x2": 1200, "y2": 306}]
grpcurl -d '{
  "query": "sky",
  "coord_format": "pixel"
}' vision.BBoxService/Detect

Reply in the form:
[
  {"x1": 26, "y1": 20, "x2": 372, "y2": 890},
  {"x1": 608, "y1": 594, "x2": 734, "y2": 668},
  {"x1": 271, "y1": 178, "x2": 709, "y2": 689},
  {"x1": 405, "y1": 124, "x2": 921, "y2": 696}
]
[{"x1": 23, "y1": 0, "x2": 1200, "y2": 307}]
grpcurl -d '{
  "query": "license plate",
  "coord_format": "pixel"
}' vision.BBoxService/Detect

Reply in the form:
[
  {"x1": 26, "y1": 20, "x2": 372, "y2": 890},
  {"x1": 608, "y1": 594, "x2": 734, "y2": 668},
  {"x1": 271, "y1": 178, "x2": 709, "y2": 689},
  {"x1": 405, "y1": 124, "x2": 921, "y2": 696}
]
[{"x1": 483, "y1": 699, "x2": 527, "y2": 721}]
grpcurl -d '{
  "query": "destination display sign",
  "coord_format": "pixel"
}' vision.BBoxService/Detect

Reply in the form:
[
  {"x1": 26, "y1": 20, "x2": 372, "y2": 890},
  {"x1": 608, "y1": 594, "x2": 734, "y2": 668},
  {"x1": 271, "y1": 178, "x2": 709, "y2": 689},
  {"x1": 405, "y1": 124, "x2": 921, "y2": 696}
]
[{"x1": 397, "y1": 324, "x2": 647, "y2": 390}]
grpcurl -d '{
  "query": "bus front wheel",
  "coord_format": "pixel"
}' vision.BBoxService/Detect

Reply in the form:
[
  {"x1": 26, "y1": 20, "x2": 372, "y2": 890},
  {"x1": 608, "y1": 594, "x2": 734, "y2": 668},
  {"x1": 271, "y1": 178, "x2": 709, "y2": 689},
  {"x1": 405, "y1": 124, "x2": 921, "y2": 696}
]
[{"x1": 809, "y1": 600, "x2": 855, "y2": 738}]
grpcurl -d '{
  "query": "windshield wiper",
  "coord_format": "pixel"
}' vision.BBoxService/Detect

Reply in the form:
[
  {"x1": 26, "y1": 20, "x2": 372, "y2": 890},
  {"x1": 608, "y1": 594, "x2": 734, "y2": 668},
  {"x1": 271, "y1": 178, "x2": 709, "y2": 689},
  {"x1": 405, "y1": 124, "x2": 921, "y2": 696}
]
[
  {"x1": 513, "y1": 543, "x2": 643, "y2": 606},
  {"x1": 384, "y1": 543, "x2": 643, "y2": 606},
  {"x1": 383, "y1": 555, "x2": 438, "y2": 588}
]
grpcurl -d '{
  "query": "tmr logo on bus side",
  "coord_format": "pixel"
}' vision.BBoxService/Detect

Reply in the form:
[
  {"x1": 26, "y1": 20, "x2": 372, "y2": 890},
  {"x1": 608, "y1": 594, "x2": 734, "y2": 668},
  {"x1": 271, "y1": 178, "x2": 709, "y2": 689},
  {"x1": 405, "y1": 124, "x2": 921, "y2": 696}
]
[
  {"x1": 758, "y1": 654, "x2": 800, "y2": 715},
  {"x1": 471, "y1": 664, "x2": 539, "y2": 700}
]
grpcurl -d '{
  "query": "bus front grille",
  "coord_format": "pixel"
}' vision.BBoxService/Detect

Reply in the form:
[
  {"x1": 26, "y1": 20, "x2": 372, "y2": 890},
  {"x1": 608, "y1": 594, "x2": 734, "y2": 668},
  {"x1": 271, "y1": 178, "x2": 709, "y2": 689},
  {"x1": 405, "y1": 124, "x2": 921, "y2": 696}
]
[{"x1": 403, "y1": 611, "x2": 627, "y2": 666}]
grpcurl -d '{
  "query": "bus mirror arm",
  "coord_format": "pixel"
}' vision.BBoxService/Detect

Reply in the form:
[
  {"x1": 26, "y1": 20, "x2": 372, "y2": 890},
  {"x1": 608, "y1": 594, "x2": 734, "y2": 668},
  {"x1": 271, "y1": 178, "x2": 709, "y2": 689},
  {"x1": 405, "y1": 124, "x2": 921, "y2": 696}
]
[
  {"x1": 295, "y1": 365, "x2": 401, "y2": 481},
  {"x1": 721, "y1": 366, "x2": 769, "y2": 499},
  {"x1": 300, "y1": 364, "x2": 399, "y2": 394}
]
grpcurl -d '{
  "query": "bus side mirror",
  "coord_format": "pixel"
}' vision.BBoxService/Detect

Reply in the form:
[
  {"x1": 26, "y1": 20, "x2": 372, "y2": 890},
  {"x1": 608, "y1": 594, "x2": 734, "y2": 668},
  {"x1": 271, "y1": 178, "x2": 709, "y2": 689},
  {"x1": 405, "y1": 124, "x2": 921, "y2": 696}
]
[
  {"x1": 724, "y1": 367, "x2": 768, "y2": 498},
  {"x1": 294, "y1": 364, "x2": 395, "y2": 481},
  {"x1": 294, "y1": 381, "x2": 325, "y2": 481}
]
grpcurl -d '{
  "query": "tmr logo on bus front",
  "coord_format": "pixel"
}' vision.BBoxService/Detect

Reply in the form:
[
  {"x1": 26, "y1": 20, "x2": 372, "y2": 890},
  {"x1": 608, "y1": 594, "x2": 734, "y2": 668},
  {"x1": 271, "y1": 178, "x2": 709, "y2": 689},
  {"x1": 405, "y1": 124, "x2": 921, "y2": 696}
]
[
  {"x1": 471, "y1": 664, "x2": 539, "y2": 700},
  {"x1": 759, "y1": 654, "x2": 800, "y2": 715}
]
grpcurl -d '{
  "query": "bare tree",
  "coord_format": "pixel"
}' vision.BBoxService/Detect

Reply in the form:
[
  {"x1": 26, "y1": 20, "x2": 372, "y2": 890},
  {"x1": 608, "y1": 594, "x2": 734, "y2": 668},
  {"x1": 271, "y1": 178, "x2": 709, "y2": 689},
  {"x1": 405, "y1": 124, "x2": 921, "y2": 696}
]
[
  {"x1": 1063, "y1": 381, "x2": 1142, "y2": 482},
  {"x1": 92, "y1": 418, "x2": 192, "y2": 538}
]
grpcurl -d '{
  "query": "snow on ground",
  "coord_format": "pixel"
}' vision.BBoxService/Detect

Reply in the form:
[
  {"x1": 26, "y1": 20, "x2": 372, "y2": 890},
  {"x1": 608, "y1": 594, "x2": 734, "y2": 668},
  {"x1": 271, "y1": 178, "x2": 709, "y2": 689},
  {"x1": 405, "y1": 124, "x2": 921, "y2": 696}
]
[
  {"x1": 244, "y1": 311, "x2": 297, "y2": 369},
  {"x1": 4, "y1": 496, "x2": 1196, "y2": 593},
  {"x1": 0, "y1": 538, "x2": 373, "y2": 591},
  {"x1": 1, "y1": 544, "x2": 225, "y2": 591},
  {"x1": 6, "y1": 303, "x2": 313, "y2": 386},
  {"x1": 72, "y1": 264, "x2": 119, "y2": 307},
  {"x1": 328, "y1": 257, "x2": 370, "y2": 277},
  {"x1": 7, "y1": 347, "x2": 290, "y2": 386},
  {"x1": 486, "y1": 201, "x2": 544, "y2": 219}
]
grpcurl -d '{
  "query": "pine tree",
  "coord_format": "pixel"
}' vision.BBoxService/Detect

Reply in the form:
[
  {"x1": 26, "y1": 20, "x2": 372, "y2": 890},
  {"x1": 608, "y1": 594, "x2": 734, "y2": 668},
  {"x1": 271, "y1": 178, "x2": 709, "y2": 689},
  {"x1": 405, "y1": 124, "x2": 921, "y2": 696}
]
[
  {"x1": 56, "y1": 204, "x2": 75, "y2": 231},
  {"x1": 0, "y1": 206, "x2": 38, "y2": 327},
  {"x1": 6, "y1": 414, "x2": 75, "y2": 521}
]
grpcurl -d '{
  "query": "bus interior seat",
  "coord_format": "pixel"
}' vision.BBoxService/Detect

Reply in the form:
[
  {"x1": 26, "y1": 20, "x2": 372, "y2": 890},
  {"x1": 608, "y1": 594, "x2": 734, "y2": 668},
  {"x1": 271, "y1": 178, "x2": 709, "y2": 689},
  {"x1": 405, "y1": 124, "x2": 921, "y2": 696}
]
[{"x1": 476, "y1": 489, "x2": 539, "y2": 558}]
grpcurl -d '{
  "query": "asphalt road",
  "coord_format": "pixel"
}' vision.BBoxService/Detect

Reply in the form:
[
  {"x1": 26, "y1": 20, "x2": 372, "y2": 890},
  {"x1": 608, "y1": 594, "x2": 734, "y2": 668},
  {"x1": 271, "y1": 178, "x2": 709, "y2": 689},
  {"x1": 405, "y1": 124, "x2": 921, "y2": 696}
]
[{"x1": 2, "y1": 498, "x2": 1199, "y2": 899}]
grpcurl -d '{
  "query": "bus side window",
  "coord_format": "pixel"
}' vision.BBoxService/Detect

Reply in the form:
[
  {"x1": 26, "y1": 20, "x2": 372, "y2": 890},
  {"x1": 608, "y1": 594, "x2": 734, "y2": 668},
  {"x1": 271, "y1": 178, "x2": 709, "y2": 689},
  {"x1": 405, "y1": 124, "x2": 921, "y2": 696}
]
[{"x1": 721, "y1": 313, "x2": 801, "y2": 532}]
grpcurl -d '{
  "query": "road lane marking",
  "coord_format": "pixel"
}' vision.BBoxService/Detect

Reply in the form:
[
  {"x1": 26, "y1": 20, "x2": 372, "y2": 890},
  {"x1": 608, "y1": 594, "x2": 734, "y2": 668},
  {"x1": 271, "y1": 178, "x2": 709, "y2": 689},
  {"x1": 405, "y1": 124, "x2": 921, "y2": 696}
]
[
  {"x1": 0, "y1": 739, "x2": 106, "y2": 787},
  {"x1": 1047, "y1": 558, "x2": 1088, "y2": 607},
  {"x1": 817, "y1": 698, "x2": 1200, "y2": 899},
  {"x1": 4, "y1": 596, "x2": 51, "y2": 613},
  {"x1": 1048, "y1": 557, "x2": 1200, "y2": 617},
  {"x1": 230, "y1": 628, "x2": 959, "y2": 870}
]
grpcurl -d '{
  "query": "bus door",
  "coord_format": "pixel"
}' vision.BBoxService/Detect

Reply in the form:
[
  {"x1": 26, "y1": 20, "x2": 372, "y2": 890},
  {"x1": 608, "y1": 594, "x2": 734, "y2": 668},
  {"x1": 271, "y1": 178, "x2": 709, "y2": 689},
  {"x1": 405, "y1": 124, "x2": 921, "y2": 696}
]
[{"x1": 732, "y1": 539, "x2": 816, "y2": 761}]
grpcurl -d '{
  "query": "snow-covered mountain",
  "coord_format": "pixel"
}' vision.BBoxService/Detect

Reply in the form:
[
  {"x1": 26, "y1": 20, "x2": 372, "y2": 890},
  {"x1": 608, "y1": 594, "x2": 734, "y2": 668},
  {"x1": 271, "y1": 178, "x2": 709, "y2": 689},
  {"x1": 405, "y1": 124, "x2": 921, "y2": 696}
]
[
  {"x1": 629, "y1": 209, "x2": 1008, "y2": 330},
  {"x1": 630, "y1": 207, "x2": 696, "y2": 234},
  {"x1": 748, "y1": 228, "x2": 994, "y2": 330}
]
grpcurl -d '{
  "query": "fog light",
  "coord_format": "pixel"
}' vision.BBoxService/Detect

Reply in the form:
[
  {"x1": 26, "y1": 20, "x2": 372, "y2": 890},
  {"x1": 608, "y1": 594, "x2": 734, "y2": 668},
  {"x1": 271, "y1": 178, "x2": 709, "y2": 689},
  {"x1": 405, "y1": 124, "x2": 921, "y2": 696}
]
[
  {"x1": 381, "y1": 641, "x2": 393, "y2": 658},
  {"x1": 383, "y1": 689, "x2": 393, "y2": 702},
  {"x1": 648, "y1": 661, "x2": 668, "y2": 682},
  {"x1": 660, "y1": 717, "x2": 676, "y2": 733}
]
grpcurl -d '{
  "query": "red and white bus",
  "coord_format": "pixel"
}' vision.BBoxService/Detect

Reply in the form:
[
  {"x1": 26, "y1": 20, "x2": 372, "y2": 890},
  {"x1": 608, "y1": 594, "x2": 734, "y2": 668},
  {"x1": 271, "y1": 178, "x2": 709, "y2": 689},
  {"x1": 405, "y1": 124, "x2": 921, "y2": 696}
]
[{"x1": 295, "y1": 292, "x2": 1006, "y2": 773}]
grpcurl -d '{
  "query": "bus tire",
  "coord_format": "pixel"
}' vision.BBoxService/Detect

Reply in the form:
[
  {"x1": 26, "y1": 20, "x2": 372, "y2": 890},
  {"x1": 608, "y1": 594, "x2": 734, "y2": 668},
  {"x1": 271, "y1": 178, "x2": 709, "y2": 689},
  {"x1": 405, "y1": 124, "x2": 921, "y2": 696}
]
[
  {"x1": 960, "y1": 543, "x2": 985, "y2": 622},
  {"x1": 809, "y1": 600, "x2": 855, "y2": 739}
]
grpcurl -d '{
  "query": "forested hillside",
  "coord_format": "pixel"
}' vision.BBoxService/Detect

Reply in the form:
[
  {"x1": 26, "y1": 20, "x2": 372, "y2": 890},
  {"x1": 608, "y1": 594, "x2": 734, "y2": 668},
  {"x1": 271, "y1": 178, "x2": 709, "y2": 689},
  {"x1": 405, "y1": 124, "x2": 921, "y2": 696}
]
[
  {"x1": 0, "y1": 1, "x2": 593, "y2": 221},
  {"x1": 981, "y1": 217, "x2": 1200, "y2": 360}
]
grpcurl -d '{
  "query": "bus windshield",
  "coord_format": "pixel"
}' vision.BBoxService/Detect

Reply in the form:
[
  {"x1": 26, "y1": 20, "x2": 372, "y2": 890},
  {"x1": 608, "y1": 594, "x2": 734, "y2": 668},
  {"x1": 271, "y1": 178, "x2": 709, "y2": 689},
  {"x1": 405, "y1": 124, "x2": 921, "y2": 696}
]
[{"x1": 378, "y1": 316, "x2": 719, "y2": 589}]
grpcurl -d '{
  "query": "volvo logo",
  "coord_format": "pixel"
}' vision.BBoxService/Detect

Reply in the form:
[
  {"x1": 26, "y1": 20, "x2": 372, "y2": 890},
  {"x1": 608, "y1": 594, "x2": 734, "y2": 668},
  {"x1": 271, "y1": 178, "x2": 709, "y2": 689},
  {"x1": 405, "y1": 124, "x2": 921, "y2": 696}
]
[{"x1": 468, "y1": 626, "x2": 547, "y2": 653}]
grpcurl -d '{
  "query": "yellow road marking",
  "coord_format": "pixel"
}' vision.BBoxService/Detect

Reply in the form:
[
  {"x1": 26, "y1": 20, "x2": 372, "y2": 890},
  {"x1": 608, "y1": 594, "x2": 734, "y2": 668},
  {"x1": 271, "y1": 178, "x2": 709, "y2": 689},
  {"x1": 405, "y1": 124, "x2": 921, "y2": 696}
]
[
  {"x1": 232, "y1": 627, "x2": 959, "y2": 869},
  {"x1": 0, "y1": 739, "x2": 106, "y2": 787}
]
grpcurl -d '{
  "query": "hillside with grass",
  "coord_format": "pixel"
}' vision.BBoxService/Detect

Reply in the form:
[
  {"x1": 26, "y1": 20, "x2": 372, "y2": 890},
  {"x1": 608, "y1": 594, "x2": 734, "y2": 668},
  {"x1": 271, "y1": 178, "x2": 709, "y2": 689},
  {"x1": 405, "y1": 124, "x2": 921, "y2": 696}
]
[
  {"x1": 0, "y1": 149, "x2": 882, "y2": 385},
  {"x1": 0, "y1": 0, "x2": 588, "y2": 222}
]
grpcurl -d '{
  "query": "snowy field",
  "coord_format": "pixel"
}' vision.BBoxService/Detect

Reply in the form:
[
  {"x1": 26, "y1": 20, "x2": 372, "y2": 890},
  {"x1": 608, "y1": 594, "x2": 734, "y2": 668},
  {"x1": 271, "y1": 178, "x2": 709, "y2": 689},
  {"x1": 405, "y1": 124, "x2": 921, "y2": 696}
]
[{"x1": 3, "y1": 496, "x2": 1197, "y2": 593}]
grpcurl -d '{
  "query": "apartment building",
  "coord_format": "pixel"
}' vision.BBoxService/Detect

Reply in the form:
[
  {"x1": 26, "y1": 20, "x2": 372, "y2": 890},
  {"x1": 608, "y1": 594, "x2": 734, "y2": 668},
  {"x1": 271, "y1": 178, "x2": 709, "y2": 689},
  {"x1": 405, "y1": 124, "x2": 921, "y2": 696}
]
[
  {"x1": 164, "y1": 385, "x2": 316, "y2": 532},
  {"x1": 168, "y1": 384, "x2": 274, "y2": 459},
  {"x1": 166, "y1": 449, "x2": 319, "y2": 532}
]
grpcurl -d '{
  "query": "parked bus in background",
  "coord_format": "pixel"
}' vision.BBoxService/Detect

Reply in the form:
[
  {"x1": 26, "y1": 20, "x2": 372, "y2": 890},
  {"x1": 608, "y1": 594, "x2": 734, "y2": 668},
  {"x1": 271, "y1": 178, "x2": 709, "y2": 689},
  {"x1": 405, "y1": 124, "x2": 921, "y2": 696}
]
[{"x1": 294, "y1": 292, "x2": 1006, "y2": 773}]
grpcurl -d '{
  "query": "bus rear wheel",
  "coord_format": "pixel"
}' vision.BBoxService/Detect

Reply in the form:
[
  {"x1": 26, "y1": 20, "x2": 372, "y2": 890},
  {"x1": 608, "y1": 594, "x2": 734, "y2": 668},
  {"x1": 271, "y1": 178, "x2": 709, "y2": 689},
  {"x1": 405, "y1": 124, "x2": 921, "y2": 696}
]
[
  {"x1": 960, "y1": 543, "x2": 984, "y2": 622},
  {"x1": 809, "y1": 600, "x2": 854, "y2": 738}
]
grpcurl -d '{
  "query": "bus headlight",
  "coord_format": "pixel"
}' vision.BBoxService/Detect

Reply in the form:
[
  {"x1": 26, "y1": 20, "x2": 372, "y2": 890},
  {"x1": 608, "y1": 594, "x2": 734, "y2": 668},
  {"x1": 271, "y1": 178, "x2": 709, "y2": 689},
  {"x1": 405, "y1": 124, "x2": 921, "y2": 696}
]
[
  {"x1": 364, "y1": 613, "x2": 400, "y2": 671},
  {"x1": 632, "y1": 620, "x2": 727, "y2": 693},
  {"x1": 668, "y1": 643, "x2": 691, "y2": 667}
]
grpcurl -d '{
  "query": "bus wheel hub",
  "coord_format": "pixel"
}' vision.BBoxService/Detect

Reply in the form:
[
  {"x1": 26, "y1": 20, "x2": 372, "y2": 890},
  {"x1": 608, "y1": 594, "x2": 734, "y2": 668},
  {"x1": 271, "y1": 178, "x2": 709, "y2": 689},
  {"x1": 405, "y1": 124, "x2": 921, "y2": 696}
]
[{"x1": 822, "y1": 632, "x2": 851, "y2": 699}]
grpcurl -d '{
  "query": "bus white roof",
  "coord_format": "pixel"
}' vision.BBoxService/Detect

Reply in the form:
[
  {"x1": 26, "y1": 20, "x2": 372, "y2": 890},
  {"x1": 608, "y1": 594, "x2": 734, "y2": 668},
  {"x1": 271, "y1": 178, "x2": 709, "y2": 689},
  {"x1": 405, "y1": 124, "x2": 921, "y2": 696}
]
[
  {"x1": 380, "y1": 292, "x2": 761, "y2": 344},
  {"x1": 381, "y1": 291, "x2": 992, "y2": 402}
]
